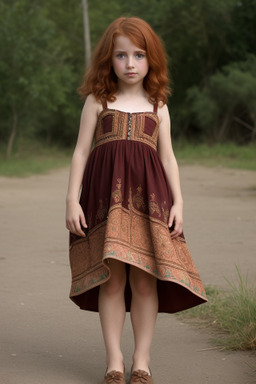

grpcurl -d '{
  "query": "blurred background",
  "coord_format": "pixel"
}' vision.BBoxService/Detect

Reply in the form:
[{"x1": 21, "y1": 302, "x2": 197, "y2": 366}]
[{"x1": 0, "y1": 0, "x2": 255, "y2": 174}]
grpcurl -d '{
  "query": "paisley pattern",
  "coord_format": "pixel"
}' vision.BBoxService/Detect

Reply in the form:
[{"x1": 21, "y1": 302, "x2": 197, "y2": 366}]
[{"x1": 69, "y1": 108, "x2": 207, "y2": 313}]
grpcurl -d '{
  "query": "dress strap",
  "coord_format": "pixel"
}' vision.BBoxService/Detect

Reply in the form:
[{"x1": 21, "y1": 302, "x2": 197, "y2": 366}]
[
  {"x1": 101, "y1": 98, "x2": 107, "y2": 110},
  {"x1": 153, "y1": 103, "x2": 158, "y2": 113}
]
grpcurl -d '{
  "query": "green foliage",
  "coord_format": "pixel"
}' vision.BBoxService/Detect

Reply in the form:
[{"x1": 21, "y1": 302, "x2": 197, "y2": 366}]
[
  {"x1": 0, "y1": 0, "x2": 75, "y2": 155},
  {"x1": 89, "y1": 0, "x2": 125, "y2": 48},
  {"x1": 180, "y1": 267, "x2": 256, "y2": 350},
  {"x1": 185, "y1": 55, "x2": 256, "y2": 142},
  {"x1": 120, "y1": 0, "x2": 256, "y2": 142}
]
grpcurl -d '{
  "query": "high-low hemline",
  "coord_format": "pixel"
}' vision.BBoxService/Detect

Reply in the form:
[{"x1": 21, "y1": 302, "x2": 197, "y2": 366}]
[{"x1": 69, "y1": 108, "x2": 207, "y2": 313}]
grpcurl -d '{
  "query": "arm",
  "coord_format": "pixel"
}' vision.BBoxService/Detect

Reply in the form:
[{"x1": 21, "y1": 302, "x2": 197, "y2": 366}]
[
  {"x1": 157, "y1": 104, "x2": 183, "y2": 238},
  {"x1": 65, "y1": 94, "x2": 100, "y2": 237}
]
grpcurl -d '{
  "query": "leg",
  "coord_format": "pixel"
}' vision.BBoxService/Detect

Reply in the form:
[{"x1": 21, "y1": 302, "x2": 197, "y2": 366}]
[
  {"x1": 129, "y1": 267, "x2": 158, "y2": 374},
  {"x1": 99, "y1": 259, "x2": 126, "y2": 373}
]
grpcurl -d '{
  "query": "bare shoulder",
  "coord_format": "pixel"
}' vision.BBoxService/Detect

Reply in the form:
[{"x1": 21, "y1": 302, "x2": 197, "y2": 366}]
[
  {"x1": 83, "y1": 94, "x2": 102, "y2": 116},
  {"x1": 157, "y1": 103, "x2": 170, "y2": 126},
  {"x1": 78, "y1": 94, "x2": 102, "y2": 136}
]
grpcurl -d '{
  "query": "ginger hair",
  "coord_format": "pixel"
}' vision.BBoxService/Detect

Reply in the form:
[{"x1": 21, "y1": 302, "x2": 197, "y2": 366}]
[{"x1": 78, "y1": 17, "x2": 171, "y2": 104}]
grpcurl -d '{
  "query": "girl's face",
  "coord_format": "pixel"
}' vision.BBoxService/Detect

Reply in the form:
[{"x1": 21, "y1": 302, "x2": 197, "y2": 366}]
[{"x1": 112, "y1": 35, "x2": 149, "y2": 87}]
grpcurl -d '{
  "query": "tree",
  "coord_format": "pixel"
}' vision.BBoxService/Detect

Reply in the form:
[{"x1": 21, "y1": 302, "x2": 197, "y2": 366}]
[
  {"x1": 186, "y1": 55, "x2": 256, "y2": 142},
  {"x1": 82, "y1": 0, "x2": 91, "y2": 67},
  {"x1": 0, "y1": 0, "x2": 73, "y2": 157}
]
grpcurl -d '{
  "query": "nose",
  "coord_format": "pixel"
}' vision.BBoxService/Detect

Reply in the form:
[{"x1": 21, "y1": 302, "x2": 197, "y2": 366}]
[{"x1": 127, "y1": 55, "x2": 134, "y2": 69}]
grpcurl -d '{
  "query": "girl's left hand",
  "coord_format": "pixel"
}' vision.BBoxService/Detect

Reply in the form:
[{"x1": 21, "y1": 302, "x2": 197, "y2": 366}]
[{"x1": 168, "y1": 203, "x2": 183, "y2": 238}]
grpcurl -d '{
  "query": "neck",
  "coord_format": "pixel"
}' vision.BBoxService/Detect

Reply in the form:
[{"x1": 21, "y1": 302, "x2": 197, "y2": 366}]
[{"x1": 117, "y1": 80, "x2": 145, "y2": 97}]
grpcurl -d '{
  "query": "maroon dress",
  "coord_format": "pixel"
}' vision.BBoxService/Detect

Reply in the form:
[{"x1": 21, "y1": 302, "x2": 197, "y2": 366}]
[{"x1": 69, "y1": 103, "x2": 207, "y2": 313}]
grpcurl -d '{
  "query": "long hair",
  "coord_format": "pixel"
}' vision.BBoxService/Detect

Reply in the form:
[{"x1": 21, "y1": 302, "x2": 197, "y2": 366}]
[{"x1": 78, "y1": 17, "x2": 171, "y2": 104}]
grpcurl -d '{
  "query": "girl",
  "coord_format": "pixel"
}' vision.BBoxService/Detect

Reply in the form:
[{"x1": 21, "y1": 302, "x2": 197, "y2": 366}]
[{"x1": 66, "y1": 17, "x2": 207, "y2": 384}]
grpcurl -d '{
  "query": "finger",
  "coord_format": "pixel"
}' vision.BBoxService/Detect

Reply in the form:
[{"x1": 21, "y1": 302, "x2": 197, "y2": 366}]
[
  {"x1": 74, "y1": 221, "x2": 86, "y2": 237},
  {"x1": 80, "y1": 212, "x2": 87, "y2": 229},
  {"x1": 68, "y1": 219, "x2": 86, "y2": 237},
  {"x1": 174, "y1": 221, "x2": 183, "y2": 235},
  {"x1": 170, "y1": 229, "x2": 179, "y2": 239},
  {"x1": 170, "y1": 221, "x2": 183, "y2": 238},
  {"x1": 168, "y1": 213, "x2": 174, "y2": 229}
]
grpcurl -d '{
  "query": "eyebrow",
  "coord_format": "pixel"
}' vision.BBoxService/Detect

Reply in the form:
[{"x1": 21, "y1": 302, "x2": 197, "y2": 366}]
[{"x1": 113, "y1": 49, "x2": 146, "y2": 53}]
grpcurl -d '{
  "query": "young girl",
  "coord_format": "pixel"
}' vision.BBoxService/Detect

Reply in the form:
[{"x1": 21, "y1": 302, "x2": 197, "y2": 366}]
[{"x1": 66, "y1": 17, "x2": 207, "y2": 384}]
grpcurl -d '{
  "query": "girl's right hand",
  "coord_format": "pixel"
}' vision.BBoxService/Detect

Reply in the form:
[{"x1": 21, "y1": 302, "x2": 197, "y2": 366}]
[{"x1": 66, "y1": 201, "x2": 87, "y2": 237}]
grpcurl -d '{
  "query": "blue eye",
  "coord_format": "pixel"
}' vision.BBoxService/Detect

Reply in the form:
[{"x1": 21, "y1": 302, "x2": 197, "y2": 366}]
[
  {"x1": 136, "y1": 53, "x2": 145, "y2": 59},
  {"x1": 117, "y1": 53, "x2": 125, "y2": 59}
]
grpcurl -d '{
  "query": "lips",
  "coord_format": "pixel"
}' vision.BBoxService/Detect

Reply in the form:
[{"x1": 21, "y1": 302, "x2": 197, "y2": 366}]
[{"x1": 125, "y1": 72, "x2": 137, "y2": 76}]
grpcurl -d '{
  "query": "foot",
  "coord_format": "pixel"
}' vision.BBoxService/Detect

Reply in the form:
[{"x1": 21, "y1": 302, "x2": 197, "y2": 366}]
[
  {"x1": 130, "y1": 369, "x2": 153, "y2": 384},
  {"x1": 102, "y1": 368, "x2": 126, "y2": 384}
]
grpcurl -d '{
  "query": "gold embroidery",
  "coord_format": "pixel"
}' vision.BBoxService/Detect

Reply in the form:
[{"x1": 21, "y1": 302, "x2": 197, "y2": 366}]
[
  {"x1": 149, "y1": 193, "x2": 161, "y2": 217},
  {"x1": 161, "y1": 201, "x2": 170, "y2": 224},
  {"x1": 112, "y1": 178, "x2": 122, "y2": 204},
  {"x1": 132, "y1": 185, "x2": 146, "y2": 211}
]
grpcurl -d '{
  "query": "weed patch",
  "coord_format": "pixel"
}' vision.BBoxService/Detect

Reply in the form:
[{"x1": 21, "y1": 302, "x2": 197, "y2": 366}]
[{"x1": 179, "y1": 267, "x2": 256, "y2": 351}]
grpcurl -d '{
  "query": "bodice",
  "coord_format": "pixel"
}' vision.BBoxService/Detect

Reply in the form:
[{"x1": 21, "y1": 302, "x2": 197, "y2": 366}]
[{"x1": 94, "y1": 109, "x2": 159, "y2": 151}]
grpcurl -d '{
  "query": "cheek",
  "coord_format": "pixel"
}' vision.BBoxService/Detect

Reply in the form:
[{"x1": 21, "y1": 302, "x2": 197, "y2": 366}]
[
  {"x1": 140, "y1": 60, "x2": 149, "y2": 74},
  {"x1": 112, "y1": 59, "x2": 124, "y2": 73}
]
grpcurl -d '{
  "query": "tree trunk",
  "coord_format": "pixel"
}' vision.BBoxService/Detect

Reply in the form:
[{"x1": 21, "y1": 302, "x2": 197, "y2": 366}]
[
  {"x1": 81, "y1": 0, "x2": 91, "y2": 68},
  {"x1": 249, "y1": 112, "x2": 256, "y2": 141},
  {"x1": 217, "y1": 107, "x2": 233, "y2": 141},
  {"x1": 6, "y1": 103, "x2": 18, "y2": 159}
]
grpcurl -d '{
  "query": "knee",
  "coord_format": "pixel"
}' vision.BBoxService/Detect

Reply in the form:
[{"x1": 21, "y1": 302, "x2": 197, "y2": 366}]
[
  {"x1": 102, "y1": 270, "x2": 126, "y2": 296},
  {"x1": 103, "y1": 278, "x2": 125, "y2": 296},
  {"x1": 130, "y1": 272, "x2": 156, "y2": 298}
]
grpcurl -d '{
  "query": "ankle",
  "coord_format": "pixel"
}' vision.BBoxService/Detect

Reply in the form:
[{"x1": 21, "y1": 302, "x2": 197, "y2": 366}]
[
  {"x1": 106, "y1": 356, "x2": 125, "y2": 373},
  {"x1": 132, "y1": 355, "x2": 150, "y2": 375}
]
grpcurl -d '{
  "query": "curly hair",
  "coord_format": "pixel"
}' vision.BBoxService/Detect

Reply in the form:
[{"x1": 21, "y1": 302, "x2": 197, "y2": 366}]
[{"x1": 78, "y1": 17, "x2": 171, "y2": 104}]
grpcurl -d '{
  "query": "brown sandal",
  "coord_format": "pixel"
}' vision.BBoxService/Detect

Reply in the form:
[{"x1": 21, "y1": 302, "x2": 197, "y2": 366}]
[
  {"x1": 130, "y1": 369, "x2": 154, "y2": 384},
  {"x1": 102, "y1": 369, "x2": 126, "y2": 384}
]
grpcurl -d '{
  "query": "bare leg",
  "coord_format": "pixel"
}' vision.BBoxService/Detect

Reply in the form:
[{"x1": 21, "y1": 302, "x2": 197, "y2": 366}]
[
  {"x1": 129, "y1": 267, "x2": 158, "y2": 374},
  {"x1": 99, "y1": 259, "x2": 126, "y2": 373}
]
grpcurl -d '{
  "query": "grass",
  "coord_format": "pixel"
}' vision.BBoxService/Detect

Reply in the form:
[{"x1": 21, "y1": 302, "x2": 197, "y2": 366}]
[
  {"x1": 174, "y1": 141, "x2": 256, "y2": 171},
  {"x1": 0, "y1": 143, "x2": 72, "y2": 177},
  {"x1": 179, "y1": 267, "x2": 256, "y2": 351},
  {"x1": 0, "y1": 140, "x2": 255, "y2": 177}
]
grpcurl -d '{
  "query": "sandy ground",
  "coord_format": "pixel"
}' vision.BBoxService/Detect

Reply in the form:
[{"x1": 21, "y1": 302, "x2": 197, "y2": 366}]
[{"x1": 0, "y1": 165, "x2": 255, "y2": 384}]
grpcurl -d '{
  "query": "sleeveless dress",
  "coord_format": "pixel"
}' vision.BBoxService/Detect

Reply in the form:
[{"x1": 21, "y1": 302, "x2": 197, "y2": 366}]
[{"x1": 69, "y1": 103, "x2": 207, "y2": 313}]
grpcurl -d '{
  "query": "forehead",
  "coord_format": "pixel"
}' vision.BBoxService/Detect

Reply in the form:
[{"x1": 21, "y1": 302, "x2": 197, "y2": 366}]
[{"x1": 113, "y1": 35, "x2": 145, "y2": 51}]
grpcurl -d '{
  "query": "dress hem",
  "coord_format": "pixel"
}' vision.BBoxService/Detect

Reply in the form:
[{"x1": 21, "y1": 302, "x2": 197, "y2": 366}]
[{"x1": 69, "y1": 255, "x2": 207, "y2": 304}]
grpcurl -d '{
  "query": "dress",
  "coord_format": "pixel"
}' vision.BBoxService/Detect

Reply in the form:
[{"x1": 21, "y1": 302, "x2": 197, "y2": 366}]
[{"x1": 69, "y1": 103, "x2": 207, "y2": 313}]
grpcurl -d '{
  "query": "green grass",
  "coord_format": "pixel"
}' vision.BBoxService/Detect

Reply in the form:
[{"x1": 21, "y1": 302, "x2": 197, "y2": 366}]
[
  {"x1": 0, "y1": 143, "x2": 72, "y2": 177},
  {"x1": 174, "y1": 141, "x2": 256, "y2": 171},
  {"x1": 179, "y1": 267, "x2": 256, "y2": 351}
]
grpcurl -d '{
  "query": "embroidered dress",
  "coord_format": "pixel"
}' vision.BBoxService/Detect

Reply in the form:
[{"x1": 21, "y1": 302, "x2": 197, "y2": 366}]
[{"x1": 69, "y1": 103, "x2": 207, "y2": 313}]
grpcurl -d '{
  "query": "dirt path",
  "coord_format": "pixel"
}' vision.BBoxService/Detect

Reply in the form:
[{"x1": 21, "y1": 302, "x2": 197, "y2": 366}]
[{"x1": 0, "y1": 165, "x2": 255, "y2": 384}]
